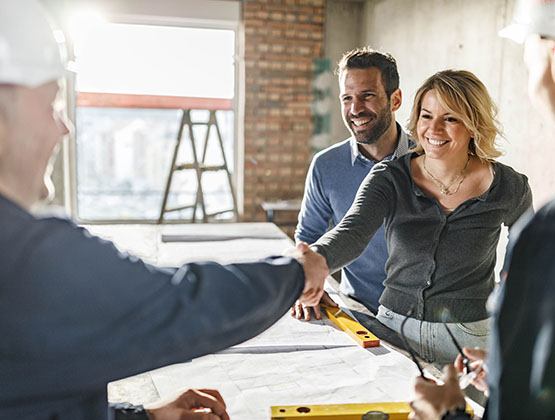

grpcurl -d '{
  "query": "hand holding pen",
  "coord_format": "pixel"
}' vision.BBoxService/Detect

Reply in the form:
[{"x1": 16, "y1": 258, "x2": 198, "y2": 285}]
[
  {"x1": 454, "y1": 347, "x2": 489, "y2": 396},
  {"x1": 441, "y1": 311, "x2": 489, "y2": 394}
]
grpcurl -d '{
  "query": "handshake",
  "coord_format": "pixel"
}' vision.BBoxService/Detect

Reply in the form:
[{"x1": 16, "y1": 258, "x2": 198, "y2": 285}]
[{"x1": 284, "y1": 242, "x2": 330, "y2": 307}]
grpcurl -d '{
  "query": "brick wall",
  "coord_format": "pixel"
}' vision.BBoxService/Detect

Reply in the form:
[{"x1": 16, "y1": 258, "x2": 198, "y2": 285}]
[{"x1": 242, "y1": 0, "x2": 325, "y2": 234}]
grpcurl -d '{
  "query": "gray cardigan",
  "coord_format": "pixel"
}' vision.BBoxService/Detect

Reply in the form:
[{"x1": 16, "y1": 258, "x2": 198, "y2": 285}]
[{"x1": 313, "y1": 153, "x2": 532, "y2": 322}]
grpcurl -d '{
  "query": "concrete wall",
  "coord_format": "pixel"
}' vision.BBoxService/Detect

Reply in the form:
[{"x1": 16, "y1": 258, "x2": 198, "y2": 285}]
[
  {"x1": 324, "y1": 0, "x2": 365, "y2": 144},
  {"x1": 360, "y1": 0, "x2": 555, "y2": 208}
]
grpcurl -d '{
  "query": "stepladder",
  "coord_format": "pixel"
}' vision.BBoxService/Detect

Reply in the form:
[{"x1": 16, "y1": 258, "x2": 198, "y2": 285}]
[{"x1": 158, "y1": 109, "x2": 238, "y2": 223}]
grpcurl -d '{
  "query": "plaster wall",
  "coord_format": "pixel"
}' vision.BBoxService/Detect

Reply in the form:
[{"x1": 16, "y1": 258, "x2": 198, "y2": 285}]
[
  {"x1": 324, "y1": 0, "x2": 364, "y2": 145},
  {"x1": 360, "y1": 0, "x2": 555, "y2": 207}
]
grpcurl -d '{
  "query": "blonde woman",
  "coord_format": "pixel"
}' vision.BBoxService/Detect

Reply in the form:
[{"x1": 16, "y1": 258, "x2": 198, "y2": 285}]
[{"x1": 298, "y1": 70, "x2": 532, "y2": 364}]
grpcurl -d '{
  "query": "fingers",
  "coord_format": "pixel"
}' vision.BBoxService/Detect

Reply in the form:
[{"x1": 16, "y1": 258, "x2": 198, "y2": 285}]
[
  {"x1": 181, "y1": 389, "x2": 229, "y2": 420},
  {"x1": 282, "y1": 246, "x2": 301, "y2": 259},
  {"x1": 462, "y1": 346, "x2": 486, "y2": 362},
  {"x1": 197, "y1": 389, "x2": 226, "y2": 408},
  {"x1": 299, "y1": 287, "x2": 323, "y2": 306},
  {"x1": 296, "y1": 241, "x2": 310, "y2": 252},
  {"x1": 290, "y1": 300, "x2": 325, "y2": 321},
  {"x1": 320, "y1": 291, "x2": 338, "y2": 307},
  {"x1": 312, "y1": 303, "x2": 322, "y2": 320},
  {"x1": 291, "y1": 300, "x2": 310, "y2": 320},
  {"x1": 186, "y1": 410, "x2": 225, "y2": 420},
  {"x1": 454, "y1": 353, "x2": 464, "y2": 373},
  {"x1": 413, "y1": 375, "x2": 434, "y2": 394},
  {"x1": 442, "y1": 364, "x2": 459, "y2": 386}
]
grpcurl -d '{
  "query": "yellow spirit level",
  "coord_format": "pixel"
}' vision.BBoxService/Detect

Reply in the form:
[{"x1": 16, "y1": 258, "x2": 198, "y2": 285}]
[{"x1": 322, "y1": 304, "x2": 380, "y2": 348}]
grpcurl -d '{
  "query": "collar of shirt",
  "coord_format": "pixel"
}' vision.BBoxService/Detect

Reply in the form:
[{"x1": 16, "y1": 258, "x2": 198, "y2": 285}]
[{"x1": 349, "y1": 122, "x2": 411, "y2": 166}]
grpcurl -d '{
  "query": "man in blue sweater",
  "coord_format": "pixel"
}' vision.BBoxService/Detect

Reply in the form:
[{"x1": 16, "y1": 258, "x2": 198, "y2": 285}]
[{"x1": 294, "y1": 47, "x2": 410, "y2": 319}]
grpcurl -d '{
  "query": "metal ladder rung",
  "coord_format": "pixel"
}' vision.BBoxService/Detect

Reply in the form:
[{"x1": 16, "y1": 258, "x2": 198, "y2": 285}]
[
  {"x1": 158, "y1": 108, "x2": 238, "y2": 223},
  {"x1": 205, "y1": 209, "x2": 235, "y2": 218},
  {"x1": 175, "y1": 163, "x2": 226, "y2": 171},
  {"x1": 164, "y1": 204, "x2": 196, "y2": 213}
]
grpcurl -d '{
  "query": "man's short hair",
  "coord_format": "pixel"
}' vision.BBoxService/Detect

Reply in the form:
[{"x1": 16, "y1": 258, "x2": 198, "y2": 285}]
[{"x1": 335, "y1": 47, "x2": 400, "y2": 97}]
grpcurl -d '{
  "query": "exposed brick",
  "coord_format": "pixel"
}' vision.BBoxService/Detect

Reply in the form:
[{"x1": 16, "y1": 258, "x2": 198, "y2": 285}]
[{"x1": 243, "y1": 0, "x2": 324, "y2": 226}]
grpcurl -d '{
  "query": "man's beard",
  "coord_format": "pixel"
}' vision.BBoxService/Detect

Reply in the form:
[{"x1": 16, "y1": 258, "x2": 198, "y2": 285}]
[{"x1": 350, "y1": 100, "x2": 392, "y2": 145}]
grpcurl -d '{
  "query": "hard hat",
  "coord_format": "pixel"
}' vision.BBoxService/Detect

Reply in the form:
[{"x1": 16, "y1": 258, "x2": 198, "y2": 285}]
[
  {"x1": 0, "y1": 0, "x2": 66, "y2": 87},
  {"x1": 499, "y1": 0, "x2": 555, "y2": 43}
]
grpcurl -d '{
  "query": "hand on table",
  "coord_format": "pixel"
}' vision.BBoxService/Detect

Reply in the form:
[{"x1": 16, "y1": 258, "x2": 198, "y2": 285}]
[
  {"x1": 409, "y1": 365, "x2": 466, "y2": 420},
  {"x1": 145, "y1": 389, "x2": 230, "y2": 420},
  {"x1": 284, "y1": 242, "x2": 330, "y2": 306},
  {"x1": 290, "y1": 290, "x2": 338, "y2": 321},
  {"x1": 455, "y1": 347, "x2": 489, "y2": 396}
]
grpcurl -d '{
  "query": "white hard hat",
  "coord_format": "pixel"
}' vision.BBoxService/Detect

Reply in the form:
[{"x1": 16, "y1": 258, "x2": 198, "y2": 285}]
[
  {"x1": 0, "y1": 0, "x2": 66, "y2": 87},
  {"x1": 499, "y1": 0, "x2": 555, "y2": 44}
]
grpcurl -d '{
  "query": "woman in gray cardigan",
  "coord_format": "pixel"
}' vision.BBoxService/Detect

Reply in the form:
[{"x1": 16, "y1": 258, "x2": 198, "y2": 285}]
[{"x1": 299, "y1": 70, "x2": 532, "y2": 364}]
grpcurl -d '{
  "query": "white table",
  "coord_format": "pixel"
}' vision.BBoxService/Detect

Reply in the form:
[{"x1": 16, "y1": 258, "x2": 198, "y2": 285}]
[{"x1": 82, "y1": 223, "x2": 465, "y2": 418}]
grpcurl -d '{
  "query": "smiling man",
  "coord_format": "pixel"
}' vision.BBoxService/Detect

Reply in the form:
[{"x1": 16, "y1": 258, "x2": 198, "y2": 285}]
[{"x1": 294, "y1": 47, "x2": 410, "y2": 319}]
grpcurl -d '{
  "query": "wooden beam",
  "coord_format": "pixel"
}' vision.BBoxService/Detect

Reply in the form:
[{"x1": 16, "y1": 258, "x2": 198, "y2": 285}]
[{"x1": 76, "y1": 92, "x2": 232, "y2": 110}]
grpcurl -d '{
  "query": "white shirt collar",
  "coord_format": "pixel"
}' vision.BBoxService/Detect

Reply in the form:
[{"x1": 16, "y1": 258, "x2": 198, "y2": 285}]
[{"x1": 349, "y1": 123, "x2": 410, "y2": 166}]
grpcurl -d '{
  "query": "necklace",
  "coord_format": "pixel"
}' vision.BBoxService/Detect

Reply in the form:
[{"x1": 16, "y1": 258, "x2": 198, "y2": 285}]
[{"x1": 423, "y1": 155, "x2": 471, "y2": 196}]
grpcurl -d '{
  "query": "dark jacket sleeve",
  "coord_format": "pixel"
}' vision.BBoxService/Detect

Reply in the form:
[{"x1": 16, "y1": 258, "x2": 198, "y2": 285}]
[
  {"x1": 2, "y1": 218, "x2": 305, "y2": 402},
  {"x1": 488, "y1": 199, "x2": 555, "y2": 420}
]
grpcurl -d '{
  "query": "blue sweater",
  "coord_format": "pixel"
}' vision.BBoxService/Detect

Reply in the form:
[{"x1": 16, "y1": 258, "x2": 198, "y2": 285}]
[{"x1": 295, "y1": 127, "x2": 410, "y2": 313}]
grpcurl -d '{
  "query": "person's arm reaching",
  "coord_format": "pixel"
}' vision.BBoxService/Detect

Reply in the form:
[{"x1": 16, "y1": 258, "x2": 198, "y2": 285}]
[
  {"x1": 5, "y1": 218, "x2": 306, "y2": 403},
  {"x1": 313, "y1": 164, "x2": 391, "y2": 274}
]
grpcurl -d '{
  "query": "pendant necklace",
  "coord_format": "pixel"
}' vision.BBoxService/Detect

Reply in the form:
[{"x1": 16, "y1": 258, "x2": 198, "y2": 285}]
[{"x1": 423, "y1": 155, "x2": 471, "y2": 196}]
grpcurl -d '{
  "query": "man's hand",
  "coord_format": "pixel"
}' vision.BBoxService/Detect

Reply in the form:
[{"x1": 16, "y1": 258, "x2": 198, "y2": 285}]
[
  {"x1": 290, "y1": 290, "x2": 338, "y2": 321},
  {"x1": 284, "y1": 242, "x2": 330, "y2": 306},
  {"x1": 409, "y1": 365, "x2": 466, "y2": 420},
  {"x1": 454, "y1": 347, "x2": 489, "y2": 396},
  {"x1": 145, "y1": 389, "x2": 230, "y2": 420}
]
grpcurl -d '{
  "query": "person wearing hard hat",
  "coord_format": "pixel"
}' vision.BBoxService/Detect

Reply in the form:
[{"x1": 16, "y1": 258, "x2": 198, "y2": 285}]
[
  {"x1": 0, "y1": 1, "x2": 329, "y2": 419},
  {"x1": 409, "y1": 0, "x2": 555, "y2": 419}
]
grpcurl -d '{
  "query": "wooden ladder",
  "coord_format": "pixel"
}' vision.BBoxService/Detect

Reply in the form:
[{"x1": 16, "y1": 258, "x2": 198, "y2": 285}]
[{"x1": 158, "y1": 109, "x2": 238, "y2": 223}]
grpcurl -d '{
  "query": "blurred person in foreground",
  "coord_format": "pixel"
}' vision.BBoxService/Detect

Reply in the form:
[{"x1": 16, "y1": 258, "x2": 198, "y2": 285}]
[
  {"x1": 409, "y1": 0, "x2": 555, "y2": 419},
  {"x1": 0, "y1": 1, "x2": 328, "y2": 419}
]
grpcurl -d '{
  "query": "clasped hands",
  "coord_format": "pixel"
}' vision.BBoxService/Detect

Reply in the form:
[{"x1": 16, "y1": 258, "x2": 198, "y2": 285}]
[{"x1": 283, "y1": 242, "x2": 330, "y2": 314}]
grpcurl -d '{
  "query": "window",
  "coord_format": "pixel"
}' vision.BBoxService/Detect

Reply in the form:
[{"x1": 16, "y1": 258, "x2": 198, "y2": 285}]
[{"x1": 72, "y1": 22, "x2": 236, "y2": 221}]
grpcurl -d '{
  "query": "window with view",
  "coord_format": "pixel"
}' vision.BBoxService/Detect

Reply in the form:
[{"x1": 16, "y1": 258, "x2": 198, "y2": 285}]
[{"x1": 73, "y1": 22, "x2": 236, "y2": 221}]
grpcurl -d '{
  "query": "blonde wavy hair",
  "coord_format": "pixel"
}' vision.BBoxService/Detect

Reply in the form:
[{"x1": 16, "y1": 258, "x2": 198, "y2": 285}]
[{"x1": 407, "y1": 70, "x2": 503, "y2": 161}]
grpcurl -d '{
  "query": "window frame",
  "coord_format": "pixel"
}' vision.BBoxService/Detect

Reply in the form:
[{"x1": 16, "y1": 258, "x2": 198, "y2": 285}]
[{"x1": 61, "y1": 9, "x2": 244, "y2": 223}]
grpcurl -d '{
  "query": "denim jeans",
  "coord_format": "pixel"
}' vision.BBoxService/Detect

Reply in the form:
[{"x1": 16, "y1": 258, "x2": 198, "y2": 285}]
[{"x1": 377, "y1": 305, "x2": 491, "y2": 365}]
